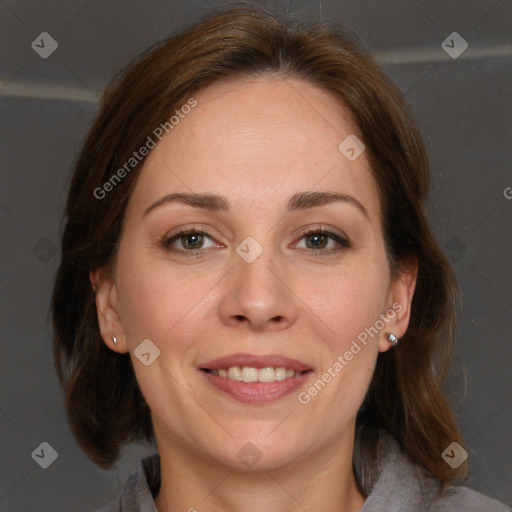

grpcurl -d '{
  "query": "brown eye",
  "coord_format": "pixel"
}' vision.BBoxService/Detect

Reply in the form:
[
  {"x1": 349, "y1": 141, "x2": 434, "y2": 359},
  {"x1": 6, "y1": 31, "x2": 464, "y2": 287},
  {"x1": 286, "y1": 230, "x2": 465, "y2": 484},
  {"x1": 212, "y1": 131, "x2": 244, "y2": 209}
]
[
  {"x1": 162, "y1": 229, "x2": 218, "y2": 254},
  {"x1": 305, "y1": 232, "x2": 329, "y2": 249},
  {"x1": 179, "y1": 232, "x2": 205, "y2": 250},
  {"x1": 295, "y1": 229, "x2": 350, "y2": 255}
]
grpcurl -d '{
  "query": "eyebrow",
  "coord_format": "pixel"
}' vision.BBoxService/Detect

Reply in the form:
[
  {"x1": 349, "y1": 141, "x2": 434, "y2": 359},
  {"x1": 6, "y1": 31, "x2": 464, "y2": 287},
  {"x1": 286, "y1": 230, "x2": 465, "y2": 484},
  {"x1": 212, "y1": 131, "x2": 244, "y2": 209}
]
[{"x1": 143, "y1": 191, "x2": 369, "y2": 220}]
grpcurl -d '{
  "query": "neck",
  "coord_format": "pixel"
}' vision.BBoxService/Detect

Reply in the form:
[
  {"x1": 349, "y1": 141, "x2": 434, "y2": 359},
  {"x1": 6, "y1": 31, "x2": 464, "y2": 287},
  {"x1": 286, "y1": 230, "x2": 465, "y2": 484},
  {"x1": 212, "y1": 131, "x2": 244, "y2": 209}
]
[{"x1": 154, "y1": 425, "x2": 366, "y2": 512}]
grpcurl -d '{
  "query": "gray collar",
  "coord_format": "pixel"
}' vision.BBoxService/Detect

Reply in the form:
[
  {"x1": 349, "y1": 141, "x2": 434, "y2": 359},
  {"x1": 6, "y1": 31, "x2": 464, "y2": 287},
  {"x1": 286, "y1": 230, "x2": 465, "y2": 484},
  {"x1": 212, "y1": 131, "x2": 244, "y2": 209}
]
[{"x1": 106, "y1": 426, "x2": 509, "y2": 512}]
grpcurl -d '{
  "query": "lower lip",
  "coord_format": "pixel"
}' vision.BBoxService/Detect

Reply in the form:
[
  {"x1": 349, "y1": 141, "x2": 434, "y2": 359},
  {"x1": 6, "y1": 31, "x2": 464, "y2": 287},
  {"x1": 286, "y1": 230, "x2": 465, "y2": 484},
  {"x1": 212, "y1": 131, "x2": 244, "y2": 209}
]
[{"x1": 200, "y1": 370, "x2": 312, "y2": 403}]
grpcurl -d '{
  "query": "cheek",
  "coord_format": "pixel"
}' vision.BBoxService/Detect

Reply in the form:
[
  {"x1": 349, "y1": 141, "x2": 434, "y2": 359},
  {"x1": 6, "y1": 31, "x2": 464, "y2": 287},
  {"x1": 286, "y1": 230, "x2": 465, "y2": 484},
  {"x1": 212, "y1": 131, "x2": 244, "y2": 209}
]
[
  {"x1": 116, "y1": 262, "x2": 170, "y2": 343},
  {"x1": 302, "y1": 266, "x2": 388, "y2": 349},
  {"x1": 115, "y1": 250, "x2": 219, "y2": 348},
  {"x1": 293, "y1": 264, "x2": 387, "y2": 409}
]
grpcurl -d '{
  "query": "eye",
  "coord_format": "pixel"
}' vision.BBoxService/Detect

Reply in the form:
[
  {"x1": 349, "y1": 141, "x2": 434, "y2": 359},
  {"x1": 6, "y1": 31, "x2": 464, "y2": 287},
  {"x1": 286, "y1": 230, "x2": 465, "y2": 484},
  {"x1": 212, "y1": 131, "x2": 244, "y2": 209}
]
[
  {"x1": 160, "y1": 225, "x2": 350, "y2": 258},
  {"x1": 294, "y1": 228, "x2": 350, "y2": 256},
  {"x1": 161, "y1": 227, "x2": 220, "y2": 255}
]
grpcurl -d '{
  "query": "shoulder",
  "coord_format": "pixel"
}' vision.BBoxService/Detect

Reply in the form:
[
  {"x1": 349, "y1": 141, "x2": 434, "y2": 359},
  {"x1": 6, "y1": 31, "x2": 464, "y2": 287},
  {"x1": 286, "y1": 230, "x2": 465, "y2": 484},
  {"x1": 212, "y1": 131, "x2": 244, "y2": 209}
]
[
  {"x1": 95, "y1": 498, "x2": 120, "y2": 512},
  {"x1": 92, "y1": 453, "x2": 160, "y2": 512},
  {"x1": 430, "y1": 484, "x2": 511, "y2": 512},
  {"x1": 354, "y1": 426, "x2": 510, "y2": 512}
]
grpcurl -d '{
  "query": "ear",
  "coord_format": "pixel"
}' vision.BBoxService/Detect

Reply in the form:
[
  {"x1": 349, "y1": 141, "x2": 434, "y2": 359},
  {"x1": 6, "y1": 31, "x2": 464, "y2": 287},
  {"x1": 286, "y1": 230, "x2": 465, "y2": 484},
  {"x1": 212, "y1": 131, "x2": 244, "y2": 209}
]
[
  {"x1": 378, "y1": 256, "x2": 418, "y2": 353},
  {"x1": 89, "y1": 267, "x2": 129, "y2": 353}
]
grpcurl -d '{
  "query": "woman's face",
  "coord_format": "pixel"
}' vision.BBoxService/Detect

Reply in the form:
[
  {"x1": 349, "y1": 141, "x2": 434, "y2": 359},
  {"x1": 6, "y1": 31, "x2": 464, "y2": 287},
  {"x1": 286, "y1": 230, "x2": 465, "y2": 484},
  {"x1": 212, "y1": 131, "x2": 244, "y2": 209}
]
[{"x1": 94, "y1": 76, "x2": 415, "y2": 471}]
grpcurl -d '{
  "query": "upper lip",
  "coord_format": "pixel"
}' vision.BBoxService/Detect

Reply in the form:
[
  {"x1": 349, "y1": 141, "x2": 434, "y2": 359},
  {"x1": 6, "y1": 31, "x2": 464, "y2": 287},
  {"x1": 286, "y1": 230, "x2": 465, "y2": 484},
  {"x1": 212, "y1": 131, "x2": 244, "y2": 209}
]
[{"x1": 200, "y1": 352, "x2": 312, "y2": 372}]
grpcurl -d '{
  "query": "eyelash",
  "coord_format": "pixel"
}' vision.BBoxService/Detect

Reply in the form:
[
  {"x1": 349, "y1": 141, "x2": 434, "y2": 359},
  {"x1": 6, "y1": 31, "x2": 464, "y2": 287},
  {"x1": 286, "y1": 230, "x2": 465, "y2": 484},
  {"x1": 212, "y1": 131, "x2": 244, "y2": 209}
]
[{"x1": 160, "y1": 226, "x2": 350, "y2": 258}]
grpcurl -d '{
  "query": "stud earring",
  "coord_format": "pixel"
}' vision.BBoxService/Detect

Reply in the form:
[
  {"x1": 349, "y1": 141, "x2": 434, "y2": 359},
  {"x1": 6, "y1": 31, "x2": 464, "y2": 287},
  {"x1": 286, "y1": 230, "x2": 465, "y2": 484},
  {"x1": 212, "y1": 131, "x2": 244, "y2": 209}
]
[
  {"x1": 386, "y1": 333, "x2": 398, "y2": 346},
  {"x1": 113, "y1": 335, "x2": 118, "y2": 346}
]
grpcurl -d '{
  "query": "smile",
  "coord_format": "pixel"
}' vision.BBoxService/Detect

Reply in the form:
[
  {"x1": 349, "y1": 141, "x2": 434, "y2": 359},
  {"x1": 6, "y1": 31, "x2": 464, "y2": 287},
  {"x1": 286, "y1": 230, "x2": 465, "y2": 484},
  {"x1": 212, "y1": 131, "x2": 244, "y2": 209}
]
[
  {"x1": 203, "y1": 366, "x2": 304, "y2": 382},
  {"x1": 199, "y1": 353, "x2": 314, "y2": 403}
]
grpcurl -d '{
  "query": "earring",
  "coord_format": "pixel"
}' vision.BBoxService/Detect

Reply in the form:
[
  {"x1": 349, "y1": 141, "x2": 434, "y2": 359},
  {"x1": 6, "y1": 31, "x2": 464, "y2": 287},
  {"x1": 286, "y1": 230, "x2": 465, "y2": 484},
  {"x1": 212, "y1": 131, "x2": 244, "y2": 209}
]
[
  {"x1": 386, "y1": 333, "x2": 398, "y2": 346},
  {"x1": 112, "y1": 335, "x2": 118, "y2": 346}
]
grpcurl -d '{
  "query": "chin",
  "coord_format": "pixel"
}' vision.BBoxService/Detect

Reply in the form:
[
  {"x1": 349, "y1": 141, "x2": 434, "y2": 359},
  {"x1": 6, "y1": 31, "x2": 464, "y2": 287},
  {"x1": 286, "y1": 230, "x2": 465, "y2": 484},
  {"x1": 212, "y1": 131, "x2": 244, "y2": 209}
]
[{"x1": 207, "y1": 429, "x2": 309, "y2": 472}]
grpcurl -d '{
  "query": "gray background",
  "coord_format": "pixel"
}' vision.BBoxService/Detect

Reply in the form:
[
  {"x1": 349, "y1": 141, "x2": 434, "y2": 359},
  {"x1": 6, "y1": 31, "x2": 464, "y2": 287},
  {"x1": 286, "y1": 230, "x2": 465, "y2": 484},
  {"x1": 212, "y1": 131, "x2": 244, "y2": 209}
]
[{"x1": 1, "y1": 0, "x2": 511, "y2": 510}]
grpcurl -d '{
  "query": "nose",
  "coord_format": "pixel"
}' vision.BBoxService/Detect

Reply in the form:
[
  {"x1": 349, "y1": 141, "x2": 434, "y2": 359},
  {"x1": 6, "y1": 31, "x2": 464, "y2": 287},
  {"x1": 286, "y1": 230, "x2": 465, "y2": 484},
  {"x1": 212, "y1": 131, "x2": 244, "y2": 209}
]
[{"x1": 218, "y1": 244, "x2": 298, "y2": 332}]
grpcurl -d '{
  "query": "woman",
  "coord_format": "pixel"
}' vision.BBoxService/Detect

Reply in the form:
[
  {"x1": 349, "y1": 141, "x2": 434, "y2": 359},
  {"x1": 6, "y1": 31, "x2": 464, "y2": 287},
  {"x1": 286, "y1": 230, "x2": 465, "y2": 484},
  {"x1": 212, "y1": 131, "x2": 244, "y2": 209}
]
[{"x1": 51, "y1": 5, "x2": 511, "y2": 512}]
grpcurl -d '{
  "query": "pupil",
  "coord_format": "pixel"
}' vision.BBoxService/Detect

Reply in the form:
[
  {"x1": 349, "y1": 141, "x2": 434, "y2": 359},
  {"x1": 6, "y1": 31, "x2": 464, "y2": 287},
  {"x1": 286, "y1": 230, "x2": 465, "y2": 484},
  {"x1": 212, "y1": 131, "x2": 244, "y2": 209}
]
[
  {"x1": 183, "y1": 233, "x2": 202, "y2": 249},
  {"x1": 308, "y1": 233, "x2": 327, "y2": 249}
]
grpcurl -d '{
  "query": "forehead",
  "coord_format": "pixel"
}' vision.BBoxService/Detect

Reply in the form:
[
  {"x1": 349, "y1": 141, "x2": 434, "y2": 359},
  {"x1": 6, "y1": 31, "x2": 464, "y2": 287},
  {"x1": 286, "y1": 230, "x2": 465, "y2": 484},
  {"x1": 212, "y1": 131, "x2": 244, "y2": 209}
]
[{"x1": 126, "y1": 76, "x2": 381, "y2": 223}]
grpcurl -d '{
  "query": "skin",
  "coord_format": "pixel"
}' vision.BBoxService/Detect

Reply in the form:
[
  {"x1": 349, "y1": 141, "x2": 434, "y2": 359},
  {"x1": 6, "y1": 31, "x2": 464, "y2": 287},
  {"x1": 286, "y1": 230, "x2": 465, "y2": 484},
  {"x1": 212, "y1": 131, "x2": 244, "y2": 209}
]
[{"x1": 91, "y1": 76, "x2": 417, "y2": 512}]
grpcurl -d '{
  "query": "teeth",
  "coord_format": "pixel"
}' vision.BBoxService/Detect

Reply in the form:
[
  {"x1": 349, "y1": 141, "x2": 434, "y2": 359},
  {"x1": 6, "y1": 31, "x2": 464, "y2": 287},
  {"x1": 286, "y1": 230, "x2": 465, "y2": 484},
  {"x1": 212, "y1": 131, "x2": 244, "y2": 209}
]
[
  {"x1": 258, "y1": 367, "x2": 276, "y2": 382},
  {"x1": 275, "y1": 367, "x2": 287, "y2": 381},
  {"x1": 210, "y1": 366, "x2": 302, "y2": 382},
  {"x1": 227, "y1": 367, "x2": 242, "y2": 381},
  {"x1": 242, "y1": 367, "x2": 259, "y2": 382}
]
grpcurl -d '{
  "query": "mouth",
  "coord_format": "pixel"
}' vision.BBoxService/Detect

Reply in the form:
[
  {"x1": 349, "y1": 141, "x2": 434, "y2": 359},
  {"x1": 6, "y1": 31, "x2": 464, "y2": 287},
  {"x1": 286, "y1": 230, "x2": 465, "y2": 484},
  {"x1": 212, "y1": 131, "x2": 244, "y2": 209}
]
[
  {"x1": 199, "y1": 353, "x2": 314, "y2": 403},
  {"x1": 201, "y1": 366, "x2": 309, "y2": 382}
]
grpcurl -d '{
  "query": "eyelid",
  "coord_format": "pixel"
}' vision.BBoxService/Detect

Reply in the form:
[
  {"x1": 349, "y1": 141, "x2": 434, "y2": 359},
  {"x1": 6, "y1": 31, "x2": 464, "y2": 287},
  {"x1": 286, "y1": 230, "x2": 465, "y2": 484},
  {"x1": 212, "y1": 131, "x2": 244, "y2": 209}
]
[{"x1": 293, "y1": 224, "x2": 349, "y2": 243}]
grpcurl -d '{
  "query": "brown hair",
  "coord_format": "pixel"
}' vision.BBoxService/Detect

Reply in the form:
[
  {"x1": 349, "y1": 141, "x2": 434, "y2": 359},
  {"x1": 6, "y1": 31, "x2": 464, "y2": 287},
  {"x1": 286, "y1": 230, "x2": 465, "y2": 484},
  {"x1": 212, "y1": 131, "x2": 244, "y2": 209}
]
[{"x1": 52, "y1": 4, "x2": 468, "y2": 484}]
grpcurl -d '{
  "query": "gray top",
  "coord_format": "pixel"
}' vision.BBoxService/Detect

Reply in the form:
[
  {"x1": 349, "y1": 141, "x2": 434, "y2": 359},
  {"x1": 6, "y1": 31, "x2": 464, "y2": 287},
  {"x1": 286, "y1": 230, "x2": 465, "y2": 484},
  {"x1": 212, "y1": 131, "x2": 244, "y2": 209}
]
[{"x1": 96, "y1": 428, "x2": 510, "y2": 512}]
